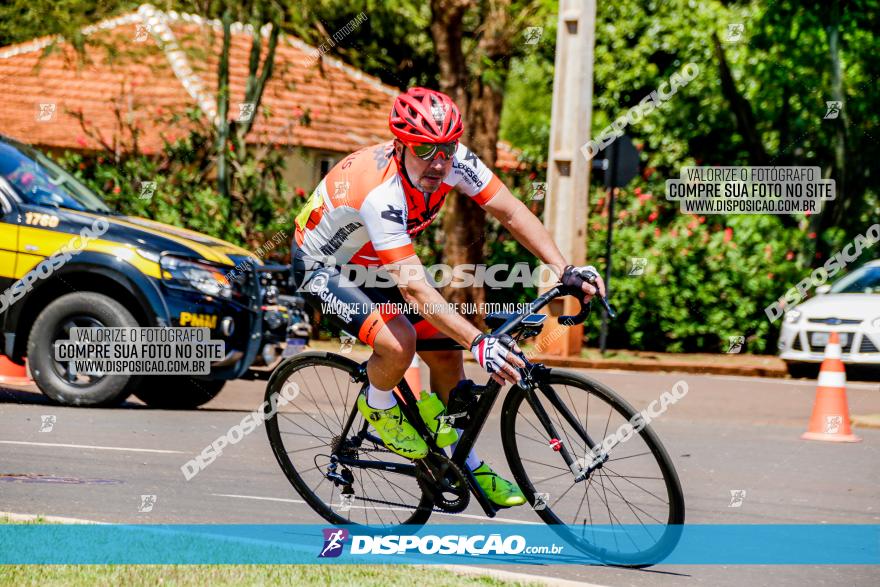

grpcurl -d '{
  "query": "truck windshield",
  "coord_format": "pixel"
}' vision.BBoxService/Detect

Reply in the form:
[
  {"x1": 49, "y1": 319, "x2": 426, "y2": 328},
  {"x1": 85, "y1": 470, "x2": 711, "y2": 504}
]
[{"x1": 0, "y1": 138, "x2": 112, "y2": 214}]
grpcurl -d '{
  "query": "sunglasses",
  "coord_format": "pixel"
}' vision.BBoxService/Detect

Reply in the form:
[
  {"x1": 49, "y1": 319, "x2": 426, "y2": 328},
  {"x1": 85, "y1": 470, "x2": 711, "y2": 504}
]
[{"x1": 408, "y1": 141, "x2": 458, "y2": 161}]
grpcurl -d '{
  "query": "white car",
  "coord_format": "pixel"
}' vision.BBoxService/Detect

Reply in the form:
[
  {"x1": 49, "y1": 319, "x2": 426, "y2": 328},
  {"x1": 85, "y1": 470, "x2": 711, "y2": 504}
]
[{"x1": 777, "y1": 259, "x2": 880, "y2": 377}]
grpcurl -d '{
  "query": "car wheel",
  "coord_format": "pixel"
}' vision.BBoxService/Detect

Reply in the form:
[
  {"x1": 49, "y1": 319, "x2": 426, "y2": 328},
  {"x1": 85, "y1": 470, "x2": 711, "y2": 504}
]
[
  {"x1": 27, "y1": 292, "x2": 140, "y2": 407},
  {"x1": 133, "y1": 376, "x2": 226, "y2": 409},
  {"x1": 786, "y1": 362, "x2": 819, "y2": 379}
]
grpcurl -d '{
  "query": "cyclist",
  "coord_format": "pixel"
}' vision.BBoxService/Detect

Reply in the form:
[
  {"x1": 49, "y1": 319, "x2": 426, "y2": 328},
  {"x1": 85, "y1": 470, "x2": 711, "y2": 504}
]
[{"x1": 291, "y1": 87, "x2": 604, "y2": 507}]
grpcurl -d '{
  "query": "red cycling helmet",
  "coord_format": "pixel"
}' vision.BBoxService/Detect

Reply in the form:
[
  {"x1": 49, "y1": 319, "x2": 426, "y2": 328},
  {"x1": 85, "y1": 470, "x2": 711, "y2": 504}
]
[{"x1": 389, "y1": 87, "x2": 464, "y2": 145}]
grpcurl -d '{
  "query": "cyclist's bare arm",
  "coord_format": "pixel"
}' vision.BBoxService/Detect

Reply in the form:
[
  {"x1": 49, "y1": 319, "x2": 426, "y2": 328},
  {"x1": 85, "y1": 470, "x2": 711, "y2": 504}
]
[
  {"x1": 482, "y1": 185, "x2": 606, "y2": 300},
  {"x1": 384, "y1": 254, "x2": 523, "y2": 385}
]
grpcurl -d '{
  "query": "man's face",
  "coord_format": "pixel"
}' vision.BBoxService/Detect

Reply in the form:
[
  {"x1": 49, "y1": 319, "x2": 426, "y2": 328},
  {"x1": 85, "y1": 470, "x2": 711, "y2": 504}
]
[{"x1": 395, "y1": 140, "x2": 454, "y2": 193}]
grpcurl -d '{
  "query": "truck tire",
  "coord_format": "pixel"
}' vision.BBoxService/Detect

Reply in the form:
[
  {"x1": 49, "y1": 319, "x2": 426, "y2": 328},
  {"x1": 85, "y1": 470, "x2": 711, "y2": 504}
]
[
  {"x1": 134, "y1": 376, "x2": 226, "y2": 409},
  {"x1": 27, "y1": 292, "x2": 140, "y2": 407}
]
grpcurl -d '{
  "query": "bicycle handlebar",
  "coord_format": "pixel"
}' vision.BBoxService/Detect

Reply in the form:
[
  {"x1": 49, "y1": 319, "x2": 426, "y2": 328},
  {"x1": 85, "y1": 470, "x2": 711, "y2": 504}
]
[
  {"x1": 557, "y1": 269, "x2": 617, "y2": 326},
  {"x1": 489, "y1": 269, "x2": 617, "y2": 339}
]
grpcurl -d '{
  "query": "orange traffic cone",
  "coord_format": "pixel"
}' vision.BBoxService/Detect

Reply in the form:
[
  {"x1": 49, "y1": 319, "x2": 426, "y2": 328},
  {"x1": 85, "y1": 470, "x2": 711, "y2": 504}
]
[
  {"x1": 394, "y1": 355, "x2": 423, "y2": 402},
  {"x1": 0, "y1": 356, "x2": 33, "y2": 386},
  {"x1": 801, "y1": 332, "x2": 861, "y2": 442}
]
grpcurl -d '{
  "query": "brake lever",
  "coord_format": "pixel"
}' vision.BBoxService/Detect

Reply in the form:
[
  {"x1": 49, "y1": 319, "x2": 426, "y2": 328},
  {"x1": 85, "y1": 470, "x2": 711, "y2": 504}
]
[{"x1": 558, "y1": 269, "x2": 617, "y2": 325}]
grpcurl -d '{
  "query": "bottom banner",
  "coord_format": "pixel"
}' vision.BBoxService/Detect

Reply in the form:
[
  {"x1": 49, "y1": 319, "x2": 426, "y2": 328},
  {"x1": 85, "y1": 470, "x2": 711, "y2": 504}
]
[{"x1": 0, "y1": 524, "x2": 877, "y2": 565}]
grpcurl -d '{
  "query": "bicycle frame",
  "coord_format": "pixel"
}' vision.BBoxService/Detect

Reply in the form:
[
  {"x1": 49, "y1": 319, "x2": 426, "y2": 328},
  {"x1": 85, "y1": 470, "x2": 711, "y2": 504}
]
[{"x1": 330, "y1": 285, "x2": 607, "y2": 518}]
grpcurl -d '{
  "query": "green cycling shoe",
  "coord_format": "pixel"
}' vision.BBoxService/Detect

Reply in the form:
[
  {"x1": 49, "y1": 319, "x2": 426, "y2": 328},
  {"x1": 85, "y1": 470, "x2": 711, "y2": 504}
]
[
  {"x1": 357, "y1": 394, "x2": 428, "y2": 460},
  {"x1": 472, "y1": 462, "x2": 527, "y2": 507},
  {"x1": 416, "y1": 392, "x2": 459, "y2": 448}
]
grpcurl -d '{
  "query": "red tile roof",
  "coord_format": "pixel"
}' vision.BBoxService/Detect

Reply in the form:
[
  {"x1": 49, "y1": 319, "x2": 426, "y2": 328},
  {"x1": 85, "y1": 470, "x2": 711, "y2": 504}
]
[{"x1": 0, "y1": 5, "x2": 521, "y2": 168}]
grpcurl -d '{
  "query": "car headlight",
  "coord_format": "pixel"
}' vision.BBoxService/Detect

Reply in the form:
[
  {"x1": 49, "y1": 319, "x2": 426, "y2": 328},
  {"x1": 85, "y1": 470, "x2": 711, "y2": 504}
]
[
  {"x1": 160, "y1": 256, "x2": 231, "y2": 298},
  {"x1": 784, "y1": 309, "x2": 802, "y2": 324},
  {"x1": 871, "y1": 317, "x2": 880, "y2": 330}
]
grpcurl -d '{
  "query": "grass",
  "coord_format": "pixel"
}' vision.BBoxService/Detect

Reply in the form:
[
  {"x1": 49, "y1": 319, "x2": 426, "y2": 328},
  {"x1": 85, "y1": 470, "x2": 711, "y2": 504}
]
[{"x1": 0, "y1": 517, "x2": 541, "y2": 587}]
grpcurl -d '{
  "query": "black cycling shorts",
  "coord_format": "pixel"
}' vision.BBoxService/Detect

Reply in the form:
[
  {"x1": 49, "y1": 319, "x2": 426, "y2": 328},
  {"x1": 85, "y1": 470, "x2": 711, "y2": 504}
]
[{"x1": 291, "y1": 244, "x2": 440, "y2": 347}]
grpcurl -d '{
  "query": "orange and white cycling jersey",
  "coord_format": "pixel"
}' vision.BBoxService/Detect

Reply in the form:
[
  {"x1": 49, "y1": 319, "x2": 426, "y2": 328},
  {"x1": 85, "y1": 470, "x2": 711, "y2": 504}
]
[{"x1": 294, "y1": 141, "x2": 503, "y2": 267}]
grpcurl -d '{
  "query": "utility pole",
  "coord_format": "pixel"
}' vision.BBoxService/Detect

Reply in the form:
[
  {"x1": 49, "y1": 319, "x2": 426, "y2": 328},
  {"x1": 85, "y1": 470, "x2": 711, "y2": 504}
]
[{"x1": 536, "y1": 0, "x2": 597, "y2": 357}]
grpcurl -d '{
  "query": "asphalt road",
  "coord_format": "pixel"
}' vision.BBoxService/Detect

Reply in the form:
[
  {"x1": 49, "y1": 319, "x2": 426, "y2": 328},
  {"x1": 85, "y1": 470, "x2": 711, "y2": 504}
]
[{"x1": 1, "y1": 359, "x2": 878, "y2": 586}]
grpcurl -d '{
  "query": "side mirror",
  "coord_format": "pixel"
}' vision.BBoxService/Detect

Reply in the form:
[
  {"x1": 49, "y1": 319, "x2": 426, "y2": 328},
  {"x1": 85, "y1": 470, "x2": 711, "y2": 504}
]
[{"x1": 815, "y1": 284, "x2": 831, "y2": 295}]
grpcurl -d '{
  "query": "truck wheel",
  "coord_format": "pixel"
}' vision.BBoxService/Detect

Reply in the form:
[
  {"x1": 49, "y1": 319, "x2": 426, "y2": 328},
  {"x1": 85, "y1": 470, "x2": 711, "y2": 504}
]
[
  {"x1": 27, "y1": 292, "x2": 140, "y2": 407},
  {"x1": 134, "y1": 376, "x2": 226, "y2": 409}
]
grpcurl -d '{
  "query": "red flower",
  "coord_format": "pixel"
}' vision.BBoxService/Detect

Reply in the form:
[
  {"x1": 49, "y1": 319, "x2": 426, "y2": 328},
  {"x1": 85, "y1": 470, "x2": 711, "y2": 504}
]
[
  {"x1": 648, "y1": 211, "x2": 659, "y2": 222},
  {"x1": 687, "y1": 219, "x2": 698, "y2": 230},
  {"x1": 75, "y1": 135, "x2": 87, "y2": 147},
  {"x1": 591, "y1": 222, "x2": 603, "y2": 231},
  {"x1": 785, "y1": 251, "x2": 794, "y2": 261},
  {"x1": 815, "y1": 252, "x2": 823, "y2": 259},
  {"x1": 637, "y1": 192, "x2": 652, "y2": 202},
  {"x1": 698, "y1": 216, "x2": 706, "y2": 224},
  {"x1": 528, "y1": 171, "x2": 537, "y2": 180},
  {"x1": 685, "y1": 229, "x2": 692, "y2": 237},
  {"x1": 767, "y1": 273, "x2": 774, "y2": 279},
  {"x1": 723, "y1": 227, "x2": 733, "y2": 243},
  {"x1": 596, "y1": 197, "x2": 605, "y2": 208},
  {"x1": 634, "y1": 187, "x2": 642, "y2": 195},
  {"x1": 113, "y1": 185, "x2": 121, "y2": 194},
  {"x1": 618, "y1": 210, "x2": 628, "y2": 220},
  {"x1": 229, "y1": 142, "x2": 235, "y2": 152},
  {"x1": 805, "y1": 210, "x2": 812, "y2": 217},
  {"x1": 295, "y1": 187, "x2": 306, "y2": 197},
  {"x1": 808, "y1": 232, "x2": 816, "y2": 239},
  {"x1": 654, "y1": 228, "x2": 662, "y2": 238}
]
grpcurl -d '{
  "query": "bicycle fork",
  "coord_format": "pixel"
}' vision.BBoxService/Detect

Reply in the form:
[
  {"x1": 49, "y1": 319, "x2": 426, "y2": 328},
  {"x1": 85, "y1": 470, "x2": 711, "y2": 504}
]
[{"x1": 524, "y1": 384, "x2": 608, "y2": 483}]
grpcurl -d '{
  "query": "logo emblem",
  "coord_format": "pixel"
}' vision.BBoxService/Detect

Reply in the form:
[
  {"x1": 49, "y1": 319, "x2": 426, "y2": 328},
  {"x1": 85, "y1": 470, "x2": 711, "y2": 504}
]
[
  {"x1": 39, "y1": 415, "x2": 56, "y2": 432},
  {"x1": 726, "y1": 23, "x2": 744, "y2": 42},
  {"x1": 628, "y1": 257, "x2": 647, "y2": 276},
  {"x1": 728, "y1": 489, "x2": 746, "y2": 508},
  {"x1": 138, "y1": 494, "x2": 157, "y2": 512},
  {"x1": 380, "y1": 205, "x2": 405, "y2": 226},
  {"x1": 319, "y1": 528, "x2": 349, "y2": 558},
  {"x1": 824, "y1": 101, "x2": 842, "y2": 120},
  {"x1": 727, "y1": 335, "x2": 745, "y2": 354},
  {"x1": 824, "y1": 415, "x2": 842, "y2": 434}
]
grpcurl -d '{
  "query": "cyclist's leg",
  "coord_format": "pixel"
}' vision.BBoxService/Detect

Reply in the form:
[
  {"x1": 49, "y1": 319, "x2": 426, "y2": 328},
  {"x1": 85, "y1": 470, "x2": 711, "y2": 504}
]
[{"x1": 291, "y1": 250, "x2": 427, "y2": 459}]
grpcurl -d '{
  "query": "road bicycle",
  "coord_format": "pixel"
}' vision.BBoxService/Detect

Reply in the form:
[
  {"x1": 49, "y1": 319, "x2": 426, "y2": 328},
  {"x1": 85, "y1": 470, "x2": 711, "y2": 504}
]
[{"x1": 264, "y1": 276, "x2": 685, "y2": 566}]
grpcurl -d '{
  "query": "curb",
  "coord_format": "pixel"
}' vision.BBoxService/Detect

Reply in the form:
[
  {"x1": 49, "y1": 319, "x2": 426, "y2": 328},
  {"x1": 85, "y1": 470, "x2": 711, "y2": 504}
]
[
  {"x1": 463, "y1": 354, "x2": 787, "y2": 378},
  {"x1": 527, "y1": 355, "x2": 787, "y2": 378},
  {"x1": 852, "y1": 414, "x2": 880, "y2": 429}
]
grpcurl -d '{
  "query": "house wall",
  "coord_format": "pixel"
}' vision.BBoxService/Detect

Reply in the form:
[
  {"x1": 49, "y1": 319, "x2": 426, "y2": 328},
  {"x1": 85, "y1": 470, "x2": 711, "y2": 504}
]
[{"x1": 281, "y1": 148, "x2": 343, "y2": 196}]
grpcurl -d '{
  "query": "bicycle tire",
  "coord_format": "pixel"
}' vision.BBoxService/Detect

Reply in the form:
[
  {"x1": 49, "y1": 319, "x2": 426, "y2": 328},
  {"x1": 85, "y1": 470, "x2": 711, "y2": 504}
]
[{"x1": 501, "y1": 369, "x2": 685, "y2": 566}]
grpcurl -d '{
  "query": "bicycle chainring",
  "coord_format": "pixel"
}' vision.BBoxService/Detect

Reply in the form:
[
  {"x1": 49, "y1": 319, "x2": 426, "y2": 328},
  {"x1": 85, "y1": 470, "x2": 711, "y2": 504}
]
[{"x1": 416, "y1": 453, "x2": 470, "y2": 513}]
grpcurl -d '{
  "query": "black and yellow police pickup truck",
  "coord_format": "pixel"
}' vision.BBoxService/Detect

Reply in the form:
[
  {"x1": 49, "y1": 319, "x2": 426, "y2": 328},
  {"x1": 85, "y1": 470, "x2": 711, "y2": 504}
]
[{"x1": 0, "y1": 134, "x2": 294, "y2": 408}]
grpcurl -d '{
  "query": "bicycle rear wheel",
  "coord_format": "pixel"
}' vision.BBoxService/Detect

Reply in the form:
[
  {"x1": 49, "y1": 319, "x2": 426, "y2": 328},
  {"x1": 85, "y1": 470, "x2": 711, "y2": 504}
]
[
  {"x1": 265, "y1": 351, "x2": 432, "y2": 527},
  {"x1": 501, "y1": 369, "x2": 685, "y2": 566}
]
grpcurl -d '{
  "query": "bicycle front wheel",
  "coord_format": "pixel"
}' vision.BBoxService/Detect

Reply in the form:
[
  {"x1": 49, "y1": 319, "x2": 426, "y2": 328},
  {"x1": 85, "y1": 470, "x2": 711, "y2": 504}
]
[{"x1": 501, "y1": 369, "x2": 685, "y2": 566}]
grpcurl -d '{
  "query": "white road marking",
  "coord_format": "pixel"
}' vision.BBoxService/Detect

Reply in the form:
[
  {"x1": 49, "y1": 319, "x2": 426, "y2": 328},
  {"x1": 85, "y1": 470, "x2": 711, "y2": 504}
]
[
  {"x1": 0, "y1": 440, "x2": 184, "y2": 454},
  {"x1": 212, "y1": 493, "x2": 540, "y2": 525}
]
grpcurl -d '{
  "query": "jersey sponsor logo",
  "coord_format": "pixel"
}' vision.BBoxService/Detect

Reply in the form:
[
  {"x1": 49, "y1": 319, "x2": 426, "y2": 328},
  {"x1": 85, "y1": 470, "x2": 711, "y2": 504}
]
[
  {"x1": 380, "y1": 205, "x2": 404, "y2": 226},
  {"x1": 463, "y1": 148, "x2": 478, "y2": 167},
  {"x1": 318, "y1": 221, "x2": 364, "y2": 255},
  {"x1": 453, "y1": 159, "x2": 484, "y2": 189}
]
